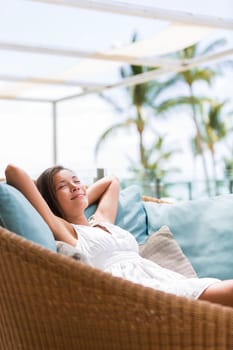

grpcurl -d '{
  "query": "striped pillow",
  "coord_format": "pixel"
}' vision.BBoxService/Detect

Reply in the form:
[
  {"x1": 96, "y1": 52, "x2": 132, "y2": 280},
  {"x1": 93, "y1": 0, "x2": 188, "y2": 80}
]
[{"x1": 139, "y1": 225, "x2": 197, "y2": 278}]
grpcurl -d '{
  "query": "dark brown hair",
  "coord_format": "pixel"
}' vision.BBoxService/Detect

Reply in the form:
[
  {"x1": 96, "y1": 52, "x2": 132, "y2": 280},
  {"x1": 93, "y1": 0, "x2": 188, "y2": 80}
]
[{"x1": 36, "y1": 165, "x2": 70, "y2": 218}]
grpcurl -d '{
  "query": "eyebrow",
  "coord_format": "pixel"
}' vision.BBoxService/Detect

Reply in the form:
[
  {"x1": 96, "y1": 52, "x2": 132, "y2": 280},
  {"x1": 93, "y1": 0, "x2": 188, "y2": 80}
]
[{"x1": 55, "y1": 176, "x2": 79, "y2": 186}]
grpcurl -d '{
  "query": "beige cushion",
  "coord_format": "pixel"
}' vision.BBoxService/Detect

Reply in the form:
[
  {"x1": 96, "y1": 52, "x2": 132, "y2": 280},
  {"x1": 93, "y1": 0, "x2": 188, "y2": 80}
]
[{"x1": 139, "y1": 225, "x2": 197, "y2": 278}]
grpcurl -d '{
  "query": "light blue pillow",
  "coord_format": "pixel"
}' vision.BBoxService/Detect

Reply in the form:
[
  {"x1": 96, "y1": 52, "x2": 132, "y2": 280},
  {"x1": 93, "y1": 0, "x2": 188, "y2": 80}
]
[
  {"x1": 0, "y1": 183, "x2": 56, "y2": 251},
  {"x1": 143, "y1": 194, "x2": 233, "y2": 279},
  {"x1": 85, "y1": 185, "x2": 147, "y2": 243}
]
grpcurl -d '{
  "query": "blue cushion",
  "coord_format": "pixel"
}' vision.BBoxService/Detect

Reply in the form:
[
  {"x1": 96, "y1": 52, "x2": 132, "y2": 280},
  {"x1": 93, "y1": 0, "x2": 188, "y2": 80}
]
[
  {"x1": 143, "y1": 194, "x2": 233, "y2": 279},
  {"x1": 0, "y1": 183, "x2": 56, "y2": 251},
  {"x1": 85, "y1": 185, "x2": 147, "y2": 243}
]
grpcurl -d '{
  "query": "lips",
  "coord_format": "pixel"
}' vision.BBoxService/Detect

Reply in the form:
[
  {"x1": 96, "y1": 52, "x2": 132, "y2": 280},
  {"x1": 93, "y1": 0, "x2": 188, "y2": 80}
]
[{"x1": 71, "y1": 193, "x2": 86, "y2": 200}]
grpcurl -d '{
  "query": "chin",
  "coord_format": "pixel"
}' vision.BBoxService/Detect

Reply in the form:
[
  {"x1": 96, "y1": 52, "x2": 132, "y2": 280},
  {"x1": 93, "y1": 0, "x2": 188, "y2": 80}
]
[{"x1": 82, "y1": 198, "x2": 89, "y2": 208}]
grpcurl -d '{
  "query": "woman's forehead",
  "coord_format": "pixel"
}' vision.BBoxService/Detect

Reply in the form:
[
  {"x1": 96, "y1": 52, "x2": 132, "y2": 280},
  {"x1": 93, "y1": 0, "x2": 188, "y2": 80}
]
[{"x1": 54, "y1": 169, "x2": 78, "y2": 181}]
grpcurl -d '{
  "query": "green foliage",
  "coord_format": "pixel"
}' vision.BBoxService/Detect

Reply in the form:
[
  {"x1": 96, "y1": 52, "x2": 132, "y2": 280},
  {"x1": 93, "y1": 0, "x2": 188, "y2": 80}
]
[
  {"x1": 95, "y1": 33, "x2": 180, "y2": 176},
  {"x1": 224, "y1": 158, "x2": 233, "y2": 179},
  {"x1": 127, "y1": 133, "x2": 181, "y2": 181},
  {"x1": 96, "y1": 33, "x2": 233, "y2": 188}
]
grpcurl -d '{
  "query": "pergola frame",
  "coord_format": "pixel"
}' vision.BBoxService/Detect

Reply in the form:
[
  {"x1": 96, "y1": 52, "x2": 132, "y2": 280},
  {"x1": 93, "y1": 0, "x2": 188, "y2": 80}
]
[
  {"x1": 1, "y1": 0, "x2": 233, "y2": 163},
  {"x1": 30, "y1": 0, "x2": 233, "y2": 30}
]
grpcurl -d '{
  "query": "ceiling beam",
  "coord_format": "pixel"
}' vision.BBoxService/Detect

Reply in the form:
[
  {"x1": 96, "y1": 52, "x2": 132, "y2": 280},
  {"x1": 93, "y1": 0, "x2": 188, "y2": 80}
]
[
  {"x1": 29, "y1": 0, "x2": 233, "y2": 30},
  {"x1": 0, "y1": 95, "x2": 53, "y2": 103},
  {"x1": 0, "y1": 46, "x2": 232, "y2": 103},
  {"x1": 55, "y1": 46, "x2": 233, "y2": 102},
  {"x1": 0, "y1": 74, "x2": 105, "y2": 88},
  {"x1": 0, "y1": 41, "x2": 180, "y2": 68}
]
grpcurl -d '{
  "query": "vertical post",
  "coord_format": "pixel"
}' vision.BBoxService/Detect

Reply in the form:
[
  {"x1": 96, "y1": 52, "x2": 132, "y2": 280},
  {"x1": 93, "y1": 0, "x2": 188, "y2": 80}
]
[
  {"x1": 229, "y1": 180, "x2": 233, "y2": 194},
  {"x1": 187, "y1": 181, "x2": 192, "y2": 200},
  {"x1": 52, "y1": 101, "x2": 57, "y2": 165},
  {"x1": 155, "y1": 178, "x2": 161, "y2": 199},
  {"x1": 94, "y1": 168, "x2": 105, "y2": 182},
  {"x1": 97, "y1": 168, "x2": 105, "y2": 179}
]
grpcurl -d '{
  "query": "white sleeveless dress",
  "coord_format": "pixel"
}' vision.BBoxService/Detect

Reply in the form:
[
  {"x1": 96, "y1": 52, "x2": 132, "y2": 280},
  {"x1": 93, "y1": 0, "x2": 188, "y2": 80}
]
[{"x1": 73, "y1": 221, "x2": 220, "y2": 299}]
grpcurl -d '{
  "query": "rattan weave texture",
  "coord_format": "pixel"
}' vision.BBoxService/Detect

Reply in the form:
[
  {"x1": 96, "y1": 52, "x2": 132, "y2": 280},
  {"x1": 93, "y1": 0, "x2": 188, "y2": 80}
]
[{"x1": 0, "y1": 226, "x2": 232, "y2": 350}]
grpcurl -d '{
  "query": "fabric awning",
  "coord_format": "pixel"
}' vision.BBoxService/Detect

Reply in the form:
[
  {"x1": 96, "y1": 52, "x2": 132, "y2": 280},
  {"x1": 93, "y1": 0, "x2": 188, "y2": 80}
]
[{"x1": 0, "y1": 0, "x2": 232, "y2": 102}]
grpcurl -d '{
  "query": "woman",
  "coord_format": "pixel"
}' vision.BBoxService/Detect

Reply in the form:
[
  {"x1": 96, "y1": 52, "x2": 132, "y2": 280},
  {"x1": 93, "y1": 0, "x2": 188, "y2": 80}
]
[{"x1": 5, "y1": 164, "x2": 233, "y2": 308}]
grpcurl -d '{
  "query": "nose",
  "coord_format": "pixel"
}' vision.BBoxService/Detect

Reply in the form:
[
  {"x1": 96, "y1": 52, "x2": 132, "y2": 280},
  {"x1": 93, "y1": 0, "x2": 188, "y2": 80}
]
[{"x1": 70, "y1": 183, "x2": 80, "y2": 192}]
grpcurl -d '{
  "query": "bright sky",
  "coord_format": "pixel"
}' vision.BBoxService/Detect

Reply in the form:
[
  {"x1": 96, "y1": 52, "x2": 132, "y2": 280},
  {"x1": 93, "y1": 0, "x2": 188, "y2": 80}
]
[{"x1": 0, "y1": 0, "x2": 233, "y2": 183}]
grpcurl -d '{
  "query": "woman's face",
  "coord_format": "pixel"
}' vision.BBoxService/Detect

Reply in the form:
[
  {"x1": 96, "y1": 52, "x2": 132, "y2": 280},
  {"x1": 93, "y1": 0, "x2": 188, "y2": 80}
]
[{"x1": 53, "y1": 169, "x2": 88, "y2": 221}]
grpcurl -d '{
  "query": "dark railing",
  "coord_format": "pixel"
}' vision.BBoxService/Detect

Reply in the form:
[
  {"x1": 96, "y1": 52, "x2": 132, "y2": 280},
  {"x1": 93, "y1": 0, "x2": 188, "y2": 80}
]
[
  {"x1": 94, "y1": 168, "x2": 233, "y2": 200},
  {"x1": 121, "y1": 178, "x2": 233, "y2": 201},
  {"x1": 1, "y1": 168, "x2": 233, "y2": 201},
  {"x1": 163, "y1": 179, "x2": 233, "y2": 200}
]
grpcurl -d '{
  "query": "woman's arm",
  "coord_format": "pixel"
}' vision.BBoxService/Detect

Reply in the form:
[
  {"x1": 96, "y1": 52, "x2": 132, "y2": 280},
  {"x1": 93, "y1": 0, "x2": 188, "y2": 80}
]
[
  {"x1": 5, "y1": 164, "x2": 77, "y2": 246},
  {"x1": 87, "y1": 175, "x2": 120, "y2": 224}
]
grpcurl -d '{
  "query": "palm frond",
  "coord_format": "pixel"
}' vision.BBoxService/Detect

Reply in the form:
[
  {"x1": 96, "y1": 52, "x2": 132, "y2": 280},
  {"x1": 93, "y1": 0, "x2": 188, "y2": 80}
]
[
  {"x1": 155, "y1": 96, "x2": 211, "y2": 115},
  {"x1": 94, "y1": 119, "x2": 136, "y2": 158},
  {"x1": 146, "y1": 75, "x2": 182, "y2": 101},
  {"x1": 98, "y1": 93, "x2": 124, "y2": 113},
  {"x1": 200, "y1": 38, "x2": 227, "y2": 55}
]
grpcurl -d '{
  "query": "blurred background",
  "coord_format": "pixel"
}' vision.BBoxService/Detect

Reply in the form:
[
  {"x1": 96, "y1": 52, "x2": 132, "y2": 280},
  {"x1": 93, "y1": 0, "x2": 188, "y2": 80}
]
[{"x1": 0, "y1": 0, "x2": 233, "y2": 200}]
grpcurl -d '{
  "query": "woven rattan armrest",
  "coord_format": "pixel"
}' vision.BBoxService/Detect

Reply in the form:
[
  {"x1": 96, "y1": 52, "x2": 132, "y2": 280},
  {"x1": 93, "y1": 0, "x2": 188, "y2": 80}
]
[
  {"x1": 141, "y1": 195, "x2": 172, "y2": 204},
  {"x1": 0, "y1": 226, "x2": 232, "y2": 350}
]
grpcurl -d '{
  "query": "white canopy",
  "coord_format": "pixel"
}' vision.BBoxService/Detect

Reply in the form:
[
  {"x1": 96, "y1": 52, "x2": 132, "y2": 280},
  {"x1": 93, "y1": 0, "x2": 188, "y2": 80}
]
[
  {"x1": 0, "y1": 0, "x2": 233, "y2": 165},
  {"x1": 0, "y1": 0, "x2": 232, "y2": 102}
]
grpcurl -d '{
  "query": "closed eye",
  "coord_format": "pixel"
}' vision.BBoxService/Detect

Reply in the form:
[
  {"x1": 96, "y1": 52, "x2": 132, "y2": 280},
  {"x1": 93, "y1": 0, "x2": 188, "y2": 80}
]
[
  {"x1": 57, "y1": 185, "x2": 67, "y2": 190},
  {"x1": 74, "y1": 180, "x2": 81, "y2": 184},
  {"x1": 72, "y1": 176, "x2": 81, "y2": 184},
  {"x1": 56, "y1": 182, "x2": 68, "y2": 191}
]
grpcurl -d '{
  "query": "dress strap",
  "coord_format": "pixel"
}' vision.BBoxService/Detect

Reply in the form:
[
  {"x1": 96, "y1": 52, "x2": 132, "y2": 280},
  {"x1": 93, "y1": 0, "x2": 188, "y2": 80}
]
[
  {"x1": 88, "y1": 215, "x2": 98, "y2": 227},
  {"x1": 88, "y1": 216, "x2": 112, "y2": 234}
]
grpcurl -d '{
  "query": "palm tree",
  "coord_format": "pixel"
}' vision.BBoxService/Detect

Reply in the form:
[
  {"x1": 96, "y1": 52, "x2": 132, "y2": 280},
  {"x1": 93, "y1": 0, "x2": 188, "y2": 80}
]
[
  {"x1": 221, "y1": 126, "x2": 233, "y2": 181},
  {"x1": 204, "y1": 100, "x2": 233, "y2": 182},
  {"x1": 95, "y1": 33, "x2": 179, "y2": 175},
  {"x1": 154, "y1": 38, "x2": 229, "y2": 194},
  {"x1": 190, "y1": 100, "x2": 233, "y2": 194},
  {"x1": 128, "y1": 132, "x2": 180, "y2": 178},
  {"x1": 126, "y1": 132, "x2": 181, "y2": 197}
]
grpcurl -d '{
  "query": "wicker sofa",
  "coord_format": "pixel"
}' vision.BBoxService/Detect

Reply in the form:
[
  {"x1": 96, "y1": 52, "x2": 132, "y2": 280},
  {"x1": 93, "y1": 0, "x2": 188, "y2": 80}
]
[
  {"x1": 0, "y1": 181, "x2": 233, "y2": 349},
  {"x1": 0, "y1": 225, "x2": 233, "y2": 350}
]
